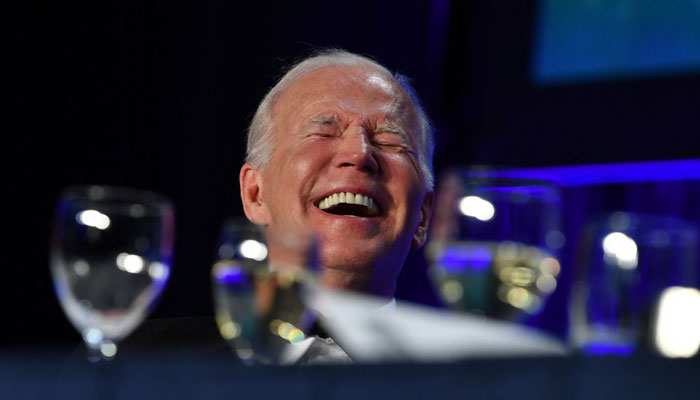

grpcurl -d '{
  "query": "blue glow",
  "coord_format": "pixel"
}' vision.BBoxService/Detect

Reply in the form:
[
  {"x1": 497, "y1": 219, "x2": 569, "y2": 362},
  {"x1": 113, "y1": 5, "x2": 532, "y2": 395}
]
[
  {"x1": 501, "y1": 159, "x2": 700, "y2": 187},
  {"x1": 439, "y1": 244, "x2": 493, "y2": 273},
  {"x1": 439, "y1": 248, "x2": 467, "y2": 273},
  {"x1": 581, "y1": 342, "x2": 636, "y2": 356},
  {"x1": 468, "y1": 245, "x2": 493, "y2": 270},
  {"x1": 481, "y1": 186, "x2": 556, "y2": 195},
  {"x1": 214, "y1": 264, "x2": 247, "y2": 286}
]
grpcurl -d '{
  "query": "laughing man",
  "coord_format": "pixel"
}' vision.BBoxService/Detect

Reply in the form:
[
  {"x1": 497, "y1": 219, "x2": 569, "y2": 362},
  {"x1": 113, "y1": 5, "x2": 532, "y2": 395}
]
[{"x1": 240, "y1": 50, "x2": 435, "y2": 301}]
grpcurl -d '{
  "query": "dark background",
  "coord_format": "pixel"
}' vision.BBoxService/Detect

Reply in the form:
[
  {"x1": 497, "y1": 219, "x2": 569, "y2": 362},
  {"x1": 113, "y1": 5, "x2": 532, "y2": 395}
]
[{"x1": 4, "y1": 0, "x2": 699, "y2": 345}]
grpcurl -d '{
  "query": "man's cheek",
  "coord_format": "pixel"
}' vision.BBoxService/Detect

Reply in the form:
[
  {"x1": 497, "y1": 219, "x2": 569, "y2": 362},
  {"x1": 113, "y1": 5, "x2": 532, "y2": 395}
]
[
  {"x1": 294, "y1": 147, "x2": 330, "y2": 175},
  {"x1": 388, "y1": 153, "x2": 422, "y2": 179}
]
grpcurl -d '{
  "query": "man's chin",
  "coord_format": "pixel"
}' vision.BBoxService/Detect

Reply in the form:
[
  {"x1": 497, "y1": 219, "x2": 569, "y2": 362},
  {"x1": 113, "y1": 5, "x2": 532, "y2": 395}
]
[
  {"x1": 317, "y1": 261, "x2": 399, "y2": 297},
  {"x1": 318, "y1": 255, "x2": 375, "y2": 274},
  {"x1": 317, "y1": 240, "x2": 382, "y2": 271},
  {"x1": 316, "y1": 244, "x2": 397, "y2": 293},
  {"x1": 318, "y1": 267, "x2": 371, "y2": 293}
]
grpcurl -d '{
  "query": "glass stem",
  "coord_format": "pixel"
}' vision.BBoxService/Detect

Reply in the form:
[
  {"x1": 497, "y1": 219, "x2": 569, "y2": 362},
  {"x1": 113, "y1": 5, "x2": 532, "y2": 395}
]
[
  {"x1": 85, "y1": 339, "x2": 118, "y2": 362},
  {"x1": 86, "y1": 342, "x2": 103, "y2": 363}
]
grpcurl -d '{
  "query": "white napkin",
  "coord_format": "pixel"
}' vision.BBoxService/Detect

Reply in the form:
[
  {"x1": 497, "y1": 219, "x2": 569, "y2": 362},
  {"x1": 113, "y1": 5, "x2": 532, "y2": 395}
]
[{"x1": 308, "y1": 289, "x2": 567, "y2": 362}]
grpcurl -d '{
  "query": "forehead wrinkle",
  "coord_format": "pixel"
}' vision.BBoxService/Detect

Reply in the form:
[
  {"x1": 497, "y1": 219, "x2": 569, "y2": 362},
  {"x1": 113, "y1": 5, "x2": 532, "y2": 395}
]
[
  {"x1": 275, "y1": 65, "x2": 418, "y2": 139},
  {"x1": 278, "y1": 96, "x2": 344, "y2": 135}
]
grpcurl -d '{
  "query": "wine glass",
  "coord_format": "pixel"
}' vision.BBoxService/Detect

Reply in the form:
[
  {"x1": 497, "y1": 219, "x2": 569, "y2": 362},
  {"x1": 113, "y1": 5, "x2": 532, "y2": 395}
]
[
  {"x1": 50, "y1": 185, "x2": 174, "y2": 361},
  {"x1": 569, "y1": 212, "x2": 700, "y2": 357},
  {"x1": 211, "y1": 219, "x2": 318, "y2": 365},
  {"x1": 426, "y1": 168, "x2": 563, "y2": 321}
]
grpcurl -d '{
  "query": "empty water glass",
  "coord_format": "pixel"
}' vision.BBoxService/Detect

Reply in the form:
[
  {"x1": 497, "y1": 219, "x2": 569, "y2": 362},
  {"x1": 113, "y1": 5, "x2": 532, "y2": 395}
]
[
  {"x1": 50, "y1": 185, "x2": 174, "y2": 361},
  {"x1": 570, "y1": 212, "x2": 700, "y2": 357}
]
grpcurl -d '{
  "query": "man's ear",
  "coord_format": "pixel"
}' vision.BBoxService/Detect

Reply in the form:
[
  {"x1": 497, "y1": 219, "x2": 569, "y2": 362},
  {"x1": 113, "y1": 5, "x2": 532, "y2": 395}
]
[
  {"x1": 412, "y1": 190, "x2": 435, "y2": 249},
  {"x1": 239, "y1": 163, "x2": 271, "y2": 226}
]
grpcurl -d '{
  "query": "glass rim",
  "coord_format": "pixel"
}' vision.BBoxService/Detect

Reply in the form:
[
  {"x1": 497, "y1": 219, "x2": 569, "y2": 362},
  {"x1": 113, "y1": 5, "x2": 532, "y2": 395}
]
[
  {"x1": 58, "y1": 185, "x2": 174, "y2": 217},
  {"x1": 591, "y1": 211, "x2": 699, "y2": 233},
  {"x1": 220, "y1": 217, "x2": 265, "y2": 232},
  {"x1": 443, "y1": 166, "x2": 563, "y2": 188},
  {"x1": 61, "y1": 185, "x2": 171, "y2": 203}
]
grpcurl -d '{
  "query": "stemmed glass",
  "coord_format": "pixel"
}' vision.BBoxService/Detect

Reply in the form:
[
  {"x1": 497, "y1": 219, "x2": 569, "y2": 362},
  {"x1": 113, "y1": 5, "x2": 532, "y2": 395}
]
[
  {"x1": 50, "y1": 185, "x2": 174, "y2": 361},
  {"x1": 426, "y1": 168, "x2": 563, "y2": 321},
  {"x1": 211, "y1": 219, "x2": 318, "y2": 365}
]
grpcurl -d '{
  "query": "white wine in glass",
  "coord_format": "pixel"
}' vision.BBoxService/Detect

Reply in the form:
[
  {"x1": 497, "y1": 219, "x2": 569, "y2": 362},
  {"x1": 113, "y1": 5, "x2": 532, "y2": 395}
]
[
  {"x1": 50, "y1": 185, "x2": 175, "y2": 361},
  {"x1": 211, "y1": 219, "x2": 318, "y2": 365},
  {"x1": 427, "y1": 169, "x2": 563, "y2": 321}
]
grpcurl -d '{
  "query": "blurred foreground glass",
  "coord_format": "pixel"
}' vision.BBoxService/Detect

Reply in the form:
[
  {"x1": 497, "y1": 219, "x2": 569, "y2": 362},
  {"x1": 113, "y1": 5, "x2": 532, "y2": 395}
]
[
  {"x1": 50, "y1": 185, "x2": 174, "y2": 361},
  {"x1": 570, "y1": 212, "x2": 700, "y2": 357},
  {"x1": 427, "y1": 168, "x2": 563, "y2": 321},
  {"x1": 211, "y1": 219, "x2": 318, "y2": 365}
]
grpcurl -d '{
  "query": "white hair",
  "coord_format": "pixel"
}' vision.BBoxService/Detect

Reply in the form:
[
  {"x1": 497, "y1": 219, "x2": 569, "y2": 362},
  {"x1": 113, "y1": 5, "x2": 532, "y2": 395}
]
[{"x1": 246, "y1": 49, "x2": 434, "y2": 189}]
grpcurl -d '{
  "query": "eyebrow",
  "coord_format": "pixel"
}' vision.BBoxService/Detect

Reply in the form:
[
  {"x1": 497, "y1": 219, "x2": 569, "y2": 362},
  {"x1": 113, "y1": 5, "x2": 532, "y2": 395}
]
[
  {"x1": 307, "y1": 115, "x2": 340, "y2": 126},
  {"x1": 376, "y1": 122, "x2": 411, "y2": 144},
  {"x1": 305, "y1": 116, "x2": 412, "y2": 145}
]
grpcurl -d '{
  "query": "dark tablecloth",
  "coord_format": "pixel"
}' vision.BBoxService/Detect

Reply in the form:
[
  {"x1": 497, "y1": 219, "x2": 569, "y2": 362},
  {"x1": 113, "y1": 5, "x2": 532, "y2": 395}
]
[{"x1": 3, "y1": 348, "x2": 700, "y2": 400}]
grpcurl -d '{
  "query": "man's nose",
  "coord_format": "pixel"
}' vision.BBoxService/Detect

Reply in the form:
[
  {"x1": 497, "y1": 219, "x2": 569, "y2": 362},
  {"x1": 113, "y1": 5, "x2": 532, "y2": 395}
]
[{"x1": 334, "y1": 129, "x2": 379, "y2": 174}]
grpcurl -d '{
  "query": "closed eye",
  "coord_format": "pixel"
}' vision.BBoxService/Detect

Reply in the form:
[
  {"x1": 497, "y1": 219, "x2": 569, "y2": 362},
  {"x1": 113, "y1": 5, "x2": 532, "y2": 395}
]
[
  {"x1": 374, "y1": 140, "x2": 403, "y2": 148},
  {"x1": 373, "y1": 130, "x2": 409, "y2": 148},
  {"x1": 305, "y1": 116, "x2": 342, "y2": 138}
]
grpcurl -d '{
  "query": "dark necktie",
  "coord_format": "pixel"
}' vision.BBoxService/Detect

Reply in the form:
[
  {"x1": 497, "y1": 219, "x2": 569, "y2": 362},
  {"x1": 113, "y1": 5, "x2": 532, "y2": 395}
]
[{"x1": 308, "y1": 318, "x2": 331, "y2": 339}]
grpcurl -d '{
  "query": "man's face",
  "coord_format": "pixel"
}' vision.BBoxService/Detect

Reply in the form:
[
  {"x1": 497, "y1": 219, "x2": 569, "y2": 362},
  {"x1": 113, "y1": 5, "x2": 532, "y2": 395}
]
[{"x1": 241, "y1": 65, "x2": 433, "y2": 296}]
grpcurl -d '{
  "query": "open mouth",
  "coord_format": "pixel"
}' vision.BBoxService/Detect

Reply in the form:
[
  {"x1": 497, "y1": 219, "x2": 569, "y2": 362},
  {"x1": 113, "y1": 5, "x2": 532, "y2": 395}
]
[{"x1": 316, "y1": 192, "x2": 380, "y2": 218}]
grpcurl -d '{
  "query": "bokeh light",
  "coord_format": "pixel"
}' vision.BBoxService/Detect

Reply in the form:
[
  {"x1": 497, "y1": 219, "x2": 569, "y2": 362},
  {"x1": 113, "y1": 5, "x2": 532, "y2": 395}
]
[
  {"x1": 218, "y1": 243, "x2": 235, "y2": 259},
  {"x1": 116, "y1": 253, "x2": 145, "y2": 274},
  {"x1": 100, "y1": 341, "x2": 117, "y2": 358},
  {"x1": 239, "y1": 239, "x2": 268, "y2": 261},
  {"x1": 602, "y1": 232, "x2": 638, "y2": 269},
  {"x1": 269, "y1": 319, "x2": 306, "y2": 344},
  {"x1": 458, "y1": 196, "x2": 495, "y2": 221},
  {"x1": 73, "y1": 259, "x2": 90, "y2": 276},
  {"x1": 76, "y1": 210, "x2": 111, "y2": 230},
  {"x1": 148, "y1": 261, "x2": 169, "y2": 281},
  {"x1": 654, "y1": 287, "x2": 700, "y2": 358},
  {"x1": 128, "y1": 204, "x2": 145, "y2": 218},
  {"x1": 536, "y1": 275, "x2": 557, "y2": 293},
  {"x1": 545, "y1": 230, "x2": 565, "y2": 249},
  {"x1": 221, "y1": 322, "x2": 241, "y2": 340},
  {"x1": 510, "y1": 267, "x2": 535, "y2": 286},
  {"x1": 539, "y1": 257, "x2": 561, "y2": 276},
  {"x1": 83, "y1": 328, "x2": 103, "y2": 346},
  {"x1": 440, "y1": 280, "x2": 464, "y2": 303}
]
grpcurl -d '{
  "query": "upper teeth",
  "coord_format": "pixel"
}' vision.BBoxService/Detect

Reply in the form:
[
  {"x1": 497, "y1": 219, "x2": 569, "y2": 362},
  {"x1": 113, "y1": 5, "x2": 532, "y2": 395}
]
[{"x1": 318, "y1": 192, "x2": 379, "y2": 213}]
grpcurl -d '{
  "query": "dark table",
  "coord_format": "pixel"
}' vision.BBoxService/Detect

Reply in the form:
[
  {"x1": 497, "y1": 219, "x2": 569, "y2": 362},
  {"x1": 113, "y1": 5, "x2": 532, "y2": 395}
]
[{"x1": 3, "y1": 347, "x2": 700, "y2": 400}]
